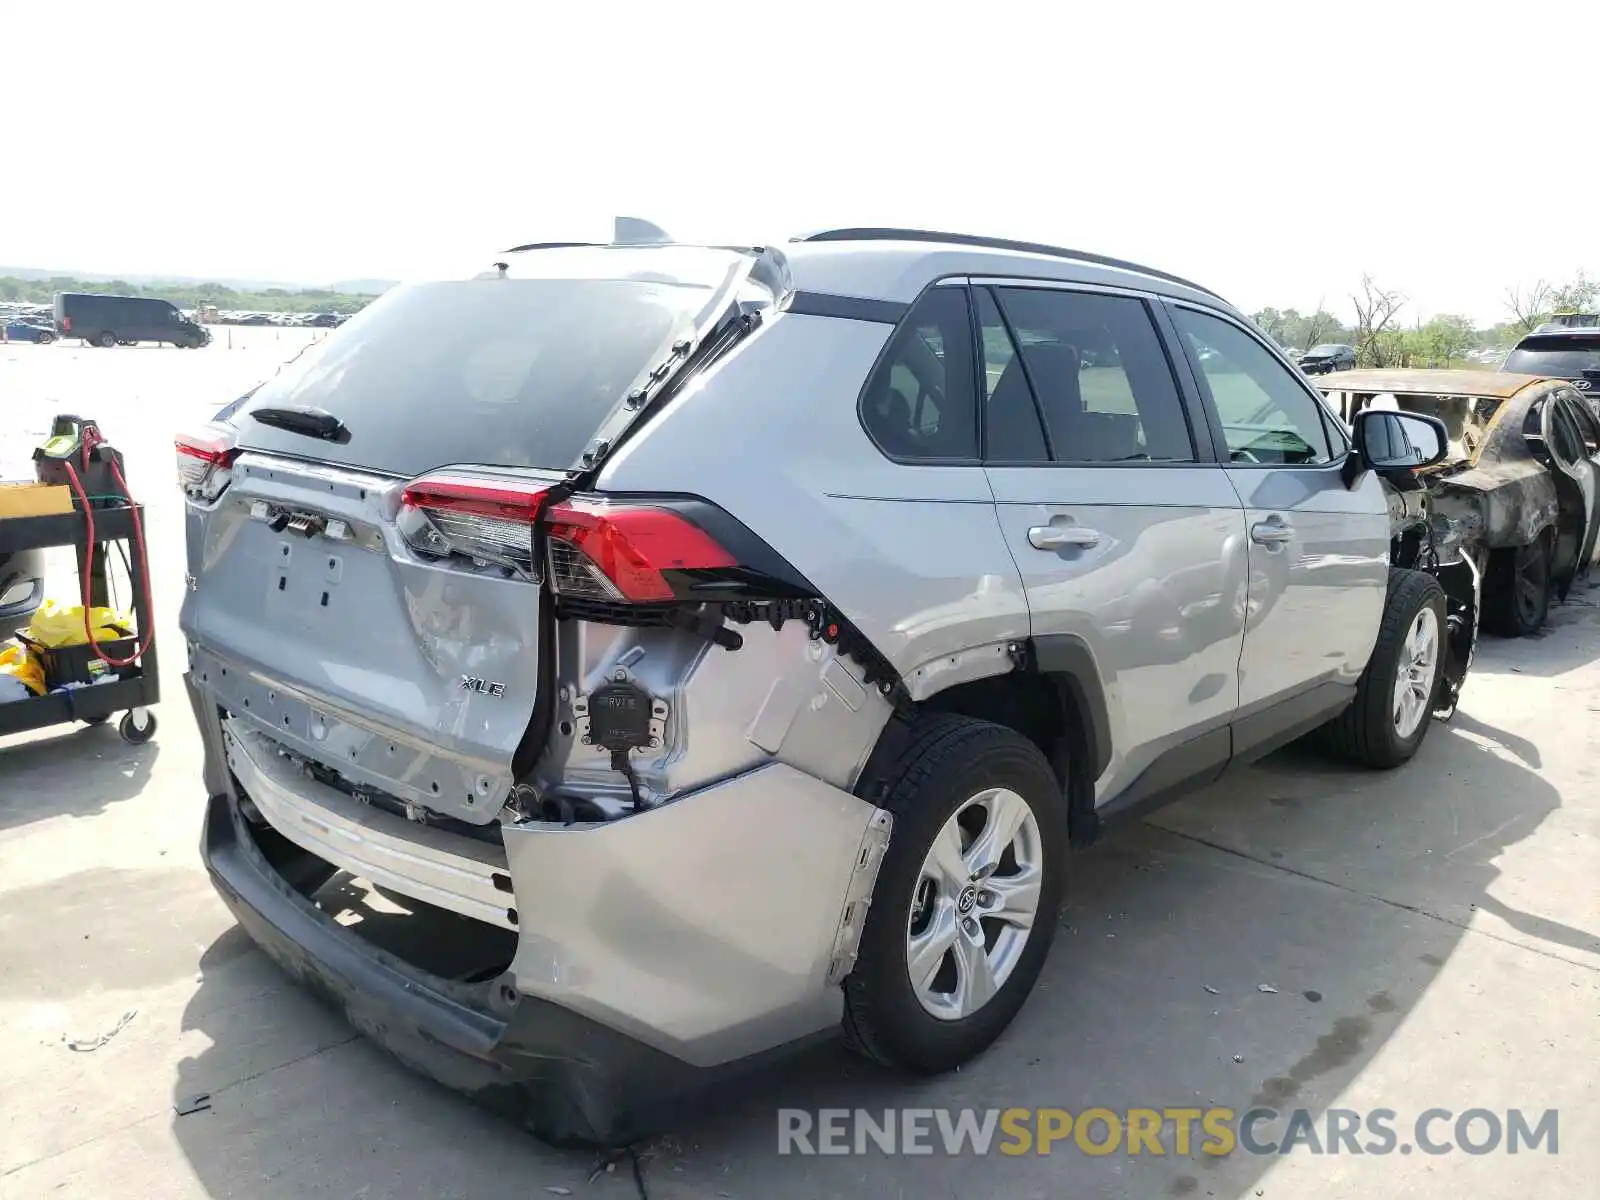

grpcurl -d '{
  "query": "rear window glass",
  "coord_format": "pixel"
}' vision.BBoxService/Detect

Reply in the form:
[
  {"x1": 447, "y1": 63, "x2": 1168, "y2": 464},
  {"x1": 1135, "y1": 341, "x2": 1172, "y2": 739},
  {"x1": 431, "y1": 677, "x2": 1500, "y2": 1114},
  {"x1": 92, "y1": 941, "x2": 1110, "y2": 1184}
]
[
  {"x1": 232, "y1": 264, "x2": 732, "y2": 476},
  {"x1": 1504, "y1": 337, "x2": 1600, "y2": 377}
]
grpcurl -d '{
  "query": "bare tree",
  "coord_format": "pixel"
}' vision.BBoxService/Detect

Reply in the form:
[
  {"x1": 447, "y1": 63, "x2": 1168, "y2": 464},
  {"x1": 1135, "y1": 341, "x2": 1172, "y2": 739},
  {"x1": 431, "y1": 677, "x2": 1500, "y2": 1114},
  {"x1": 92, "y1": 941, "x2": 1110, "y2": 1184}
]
[
  {"x1": 1300, "y1": 301, "x2": 1343, "y2": 349},
  {"x1": 1504, "y1": 280, "x2": 1552, "y2": 335},
  {"x1": 1351, "y1": 276, "x2": 1407, "y2": 367}
]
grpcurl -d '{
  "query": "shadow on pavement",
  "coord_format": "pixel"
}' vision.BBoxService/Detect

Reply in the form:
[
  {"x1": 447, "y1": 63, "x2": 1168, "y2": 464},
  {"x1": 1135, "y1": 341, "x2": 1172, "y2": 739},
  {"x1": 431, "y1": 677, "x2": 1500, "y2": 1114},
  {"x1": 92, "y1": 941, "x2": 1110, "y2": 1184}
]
[
  {"x1": 0, "y1": 723, "x2": 157, "y2": 833},
  {"x1": 163, "y1": 695, "x2": 1572, "y2": 1200}
]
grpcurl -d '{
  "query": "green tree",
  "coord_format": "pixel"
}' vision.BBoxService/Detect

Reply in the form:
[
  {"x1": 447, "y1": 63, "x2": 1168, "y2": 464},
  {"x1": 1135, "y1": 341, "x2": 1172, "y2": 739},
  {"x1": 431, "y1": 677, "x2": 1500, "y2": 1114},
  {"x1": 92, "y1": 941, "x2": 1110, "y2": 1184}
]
[
  {"x1": 1414, "y1": 314, "x2": 1475, "y2": 367},
  {"x1": 1549, "y1": 271, "x2": 1597, "y2": 314}
]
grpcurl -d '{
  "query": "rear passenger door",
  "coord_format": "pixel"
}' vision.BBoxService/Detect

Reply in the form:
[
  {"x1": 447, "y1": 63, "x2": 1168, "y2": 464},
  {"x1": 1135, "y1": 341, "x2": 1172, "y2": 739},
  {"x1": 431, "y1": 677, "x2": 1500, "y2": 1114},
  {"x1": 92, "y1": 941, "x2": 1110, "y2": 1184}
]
[
  {"x1": 1167, "y1": 305, "x2": 1388, "y2": 744},
  {"x1": 977, "y1": 282, "x2": 1248, "y2": 805},
  {"x1": 1562, "y1": 393, "x2": 1600, "y2": 574},
  {"x1": 1540, "y1": 391, "x2": 1600, "y2": 591}
]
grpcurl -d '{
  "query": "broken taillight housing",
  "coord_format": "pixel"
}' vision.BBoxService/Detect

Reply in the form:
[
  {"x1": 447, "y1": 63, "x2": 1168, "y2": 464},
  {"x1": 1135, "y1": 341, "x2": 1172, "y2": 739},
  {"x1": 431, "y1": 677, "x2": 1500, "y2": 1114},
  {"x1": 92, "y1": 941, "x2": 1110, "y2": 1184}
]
[
  {"x1": 175, "y1": 428, "x2": 239, "y2": 502},
  {"x1": 398, "y1": 473, "x2": 737, "y2": 602}
]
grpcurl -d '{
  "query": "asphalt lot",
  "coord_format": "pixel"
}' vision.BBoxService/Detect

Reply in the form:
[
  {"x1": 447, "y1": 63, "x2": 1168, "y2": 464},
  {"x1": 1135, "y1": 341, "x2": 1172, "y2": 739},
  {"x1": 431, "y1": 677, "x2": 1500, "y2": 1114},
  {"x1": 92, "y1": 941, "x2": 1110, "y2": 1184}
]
[{"x1": 1, "y1": 330, "x2": 1597, "y2": 1199}]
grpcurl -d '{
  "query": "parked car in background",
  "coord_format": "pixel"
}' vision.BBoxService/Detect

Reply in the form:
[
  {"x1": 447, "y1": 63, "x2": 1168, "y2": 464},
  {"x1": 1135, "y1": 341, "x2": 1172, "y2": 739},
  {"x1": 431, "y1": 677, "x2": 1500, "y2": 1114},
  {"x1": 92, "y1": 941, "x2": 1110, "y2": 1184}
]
[
  {"x1": 1502, "y1": 328, "x2": 1600, "y2": 414},
  {"x1": 1299, "y1": 343, "x2": 1358, "y2": 375},
  {"x1": 1318, "y1": 370, "x2": 1600, "y2": 637},
  {"x1": 180, "y1": 226, "x2": 1466, "y2": 1145},
  {"x1": 54, "y1": 293, "x2": 210, "y2": 348},
  {"x1": 3, "y1": 317, "x2": 55, "y2": 344}
]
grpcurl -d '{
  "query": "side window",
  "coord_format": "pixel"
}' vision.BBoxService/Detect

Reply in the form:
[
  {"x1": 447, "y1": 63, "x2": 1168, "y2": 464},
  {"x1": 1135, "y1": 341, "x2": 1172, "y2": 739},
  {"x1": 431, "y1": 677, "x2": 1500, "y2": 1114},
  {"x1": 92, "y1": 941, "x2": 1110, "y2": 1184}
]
[
  {"x1": 1549, "y1": 396, "x2": 1585, "y2": 465},
  {"x1": 1560, "y1": 394, "x2": 1600, "y2": 456},
  {"x1": 974, "y1": 288, "x2": 1048, "y2": 463},
  {"x1": 992, "y1": 288, "x2": 1195, "y2": 463},
  {"x1": 1171, "y1": 306, "x2": 1335, "y2": 466},
  {"x1": 859, "y1": 288, "x2": 978, "y2": 461}
]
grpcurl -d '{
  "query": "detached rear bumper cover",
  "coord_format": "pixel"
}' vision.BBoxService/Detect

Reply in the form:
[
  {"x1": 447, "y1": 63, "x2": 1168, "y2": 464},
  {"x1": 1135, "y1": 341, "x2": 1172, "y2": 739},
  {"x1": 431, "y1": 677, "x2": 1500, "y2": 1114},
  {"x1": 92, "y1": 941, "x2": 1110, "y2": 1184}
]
[{"x1": 191, "y1": 672, "x2": 890, "y2": 1144}]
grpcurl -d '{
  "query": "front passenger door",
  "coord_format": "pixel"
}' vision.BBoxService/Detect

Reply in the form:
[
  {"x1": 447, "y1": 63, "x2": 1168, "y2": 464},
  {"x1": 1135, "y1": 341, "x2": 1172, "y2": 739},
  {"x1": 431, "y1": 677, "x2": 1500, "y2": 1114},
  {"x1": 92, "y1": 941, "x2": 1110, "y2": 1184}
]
[{"x1": 1168, "y1": 305, "x2": 1388, "y2": 748}]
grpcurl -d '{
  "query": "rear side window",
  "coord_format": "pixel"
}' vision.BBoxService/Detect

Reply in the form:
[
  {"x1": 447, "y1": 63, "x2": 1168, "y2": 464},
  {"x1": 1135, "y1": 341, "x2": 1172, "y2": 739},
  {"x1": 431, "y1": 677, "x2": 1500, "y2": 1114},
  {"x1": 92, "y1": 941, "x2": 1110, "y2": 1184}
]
[
  {"x1": 234, "y1": 274, "x2": 723, "y2": 476},
  {"x1": 860, "y1": 287, "x2": 979, "y2": 460},
  {"x1": 992, "y1": 288, "x2": 1194, "y2": 463},
  {"x1": 1173, "y1": 307, "x2": 1334, "y2": 465}
]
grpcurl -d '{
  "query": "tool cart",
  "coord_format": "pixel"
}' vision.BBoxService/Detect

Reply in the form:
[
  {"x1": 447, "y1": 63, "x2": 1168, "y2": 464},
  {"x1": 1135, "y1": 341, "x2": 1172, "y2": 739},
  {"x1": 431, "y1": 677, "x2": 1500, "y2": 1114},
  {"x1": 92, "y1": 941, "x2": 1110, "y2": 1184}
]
[{"x1": 0, "y1": 416, "x2": 158, "y2": 744}]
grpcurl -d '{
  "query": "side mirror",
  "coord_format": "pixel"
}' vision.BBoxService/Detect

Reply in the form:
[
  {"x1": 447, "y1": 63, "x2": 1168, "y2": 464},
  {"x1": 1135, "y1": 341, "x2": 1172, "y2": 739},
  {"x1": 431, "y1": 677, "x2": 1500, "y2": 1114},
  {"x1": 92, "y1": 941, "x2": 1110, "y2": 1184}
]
[{"x1": 1350, "y1": 409, "x2": 1450, "y2": 479}]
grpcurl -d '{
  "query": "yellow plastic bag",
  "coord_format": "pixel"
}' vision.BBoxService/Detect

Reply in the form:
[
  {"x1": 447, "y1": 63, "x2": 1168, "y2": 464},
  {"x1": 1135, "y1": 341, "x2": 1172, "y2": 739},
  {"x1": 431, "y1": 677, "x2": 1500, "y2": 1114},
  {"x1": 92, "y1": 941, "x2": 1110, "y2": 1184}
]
[
  {"x1": 22, "y1": 599, "x2": 134, "y2": 650},
  {"x1": 0, "y1": 639, "x2": 45, "y2": 697}
]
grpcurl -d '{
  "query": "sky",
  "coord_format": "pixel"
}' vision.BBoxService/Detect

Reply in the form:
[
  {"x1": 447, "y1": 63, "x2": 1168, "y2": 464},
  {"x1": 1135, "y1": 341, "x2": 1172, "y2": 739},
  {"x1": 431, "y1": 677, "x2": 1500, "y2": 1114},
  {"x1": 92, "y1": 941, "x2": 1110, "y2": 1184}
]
[{"x1": 6, "y1": 1, "x2": 1596, "y2": 326}]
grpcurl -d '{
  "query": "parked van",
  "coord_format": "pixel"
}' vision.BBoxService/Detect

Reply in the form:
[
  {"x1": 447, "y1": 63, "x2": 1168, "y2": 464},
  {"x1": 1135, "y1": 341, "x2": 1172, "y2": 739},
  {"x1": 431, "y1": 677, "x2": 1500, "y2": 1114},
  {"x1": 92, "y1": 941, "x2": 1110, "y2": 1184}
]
[{"x1": 53, "y1": 293, "x2": 210, "y2": 348}]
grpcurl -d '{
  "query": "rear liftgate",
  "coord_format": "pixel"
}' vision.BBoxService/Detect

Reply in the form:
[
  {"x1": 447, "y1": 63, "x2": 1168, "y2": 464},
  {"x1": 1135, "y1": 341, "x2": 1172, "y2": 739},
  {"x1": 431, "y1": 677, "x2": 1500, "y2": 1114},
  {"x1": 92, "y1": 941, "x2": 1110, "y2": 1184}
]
[{"x1": 395, "y1": 469, "x2": 909, "y2": 819}]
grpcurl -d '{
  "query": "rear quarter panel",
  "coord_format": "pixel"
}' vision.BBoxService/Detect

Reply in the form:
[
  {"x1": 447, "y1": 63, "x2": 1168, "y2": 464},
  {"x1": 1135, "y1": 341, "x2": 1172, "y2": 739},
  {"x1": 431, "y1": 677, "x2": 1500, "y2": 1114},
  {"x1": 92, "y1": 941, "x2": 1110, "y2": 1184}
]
[{"x1": 597, "y1": 312, "x2": 1031, "y2": 681}]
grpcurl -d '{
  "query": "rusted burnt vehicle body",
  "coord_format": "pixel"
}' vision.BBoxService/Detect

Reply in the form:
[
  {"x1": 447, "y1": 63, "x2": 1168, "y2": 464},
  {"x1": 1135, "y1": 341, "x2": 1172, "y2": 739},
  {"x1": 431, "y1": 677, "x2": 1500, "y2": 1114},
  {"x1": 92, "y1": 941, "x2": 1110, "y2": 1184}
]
[{"x1": 1319, "y1": 370, "x2": 1600, "y2": 638}]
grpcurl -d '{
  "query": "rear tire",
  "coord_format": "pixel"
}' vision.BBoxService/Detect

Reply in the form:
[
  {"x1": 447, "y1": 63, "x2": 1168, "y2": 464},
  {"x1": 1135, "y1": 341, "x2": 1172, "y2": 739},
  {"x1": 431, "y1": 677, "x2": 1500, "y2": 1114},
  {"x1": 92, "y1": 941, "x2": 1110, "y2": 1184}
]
[
  {"x1": 843, "y1": 714, "x2": 1066, "y2": 1074},
  {"x1": 1321, "y1": 568, "x2": 1447, "y2": 769},
  {"x1": 1482, "y1": 535, "x2": 1551, "y2": 637},
  {"x1": 94, "y1": 331, "x2": 117, "y2": 348}
]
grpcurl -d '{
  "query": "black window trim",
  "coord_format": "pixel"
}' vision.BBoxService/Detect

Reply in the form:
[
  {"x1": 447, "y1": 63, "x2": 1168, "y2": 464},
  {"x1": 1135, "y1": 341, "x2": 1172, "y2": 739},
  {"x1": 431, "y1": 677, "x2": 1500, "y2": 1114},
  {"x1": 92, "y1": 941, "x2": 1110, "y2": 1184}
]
[
  {"x1": 1164, "y1": 298, "x2": 1352, "y2": 474},
  {"x1": 974, "y1": 279, "x2": 1212, "y2": 470}
]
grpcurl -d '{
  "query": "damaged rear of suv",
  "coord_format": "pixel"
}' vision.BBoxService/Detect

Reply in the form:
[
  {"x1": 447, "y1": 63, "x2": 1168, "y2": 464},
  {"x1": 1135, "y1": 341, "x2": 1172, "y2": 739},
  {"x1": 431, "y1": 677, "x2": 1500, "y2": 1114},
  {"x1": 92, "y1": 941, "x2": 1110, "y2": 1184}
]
[
  {"x1": 183, "y1": 227, "x2": 1450, "y2": 1145},
  {"x1": 184, "y1": 237, "x2": 908, "y2": 1143}
]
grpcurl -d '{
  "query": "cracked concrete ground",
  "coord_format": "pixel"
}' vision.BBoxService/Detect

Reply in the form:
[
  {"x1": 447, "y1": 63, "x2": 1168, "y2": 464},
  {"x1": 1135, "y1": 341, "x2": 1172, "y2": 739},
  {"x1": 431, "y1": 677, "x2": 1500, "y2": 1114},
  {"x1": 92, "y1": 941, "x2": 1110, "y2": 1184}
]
[{"x1": 2, "y1": 333, "x2": 1597, "y2": 1198}]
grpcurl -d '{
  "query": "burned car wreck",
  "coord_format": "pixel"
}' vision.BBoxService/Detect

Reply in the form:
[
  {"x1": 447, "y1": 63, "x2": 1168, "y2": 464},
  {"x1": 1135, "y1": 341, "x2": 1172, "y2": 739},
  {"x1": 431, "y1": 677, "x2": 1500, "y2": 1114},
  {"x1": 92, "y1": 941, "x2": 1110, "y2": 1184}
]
[{"x1": 1320, "y1": 370, "x2": 1600, "y2": 638}]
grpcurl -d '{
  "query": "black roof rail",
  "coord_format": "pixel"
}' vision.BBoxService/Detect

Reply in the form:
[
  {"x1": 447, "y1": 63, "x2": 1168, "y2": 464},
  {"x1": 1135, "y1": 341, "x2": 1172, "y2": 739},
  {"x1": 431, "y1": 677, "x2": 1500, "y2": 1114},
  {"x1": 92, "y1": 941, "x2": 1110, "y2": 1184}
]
[
  {"x1": 793, "y1": 227, "x2": 1222, "y2": 301},
  {"x1": 502, "y1": 241, "x2": 607, "y2": 254}
]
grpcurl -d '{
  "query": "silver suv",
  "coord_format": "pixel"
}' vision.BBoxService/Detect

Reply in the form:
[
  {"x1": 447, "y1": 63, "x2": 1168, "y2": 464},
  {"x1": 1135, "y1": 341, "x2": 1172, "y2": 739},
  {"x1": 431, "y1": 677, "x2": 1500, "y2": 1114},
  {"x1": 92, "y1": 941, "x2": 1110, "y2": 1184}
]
[{"x1": 180, "y1": 227, "x2": 1452, "y2": 1144}]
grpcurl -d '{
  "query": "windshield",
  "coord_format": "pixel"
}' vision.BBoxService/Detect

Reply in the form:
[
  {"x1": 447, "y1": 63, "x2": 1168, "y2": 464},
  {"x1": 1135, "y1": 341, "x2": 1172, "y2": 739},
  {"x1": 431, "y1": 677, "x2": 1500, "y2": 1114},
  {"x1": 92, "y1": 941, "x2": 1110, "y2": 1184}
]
[
  {"x1": 232, "y1": 249, "x2": 746, "y2": 477},
  {"x1": 1504, "y1": 338, "x2": 1600, "y2": 378},
  {"x1": 1306, "y1": 344, "x2": 1346, "y2": 357}
]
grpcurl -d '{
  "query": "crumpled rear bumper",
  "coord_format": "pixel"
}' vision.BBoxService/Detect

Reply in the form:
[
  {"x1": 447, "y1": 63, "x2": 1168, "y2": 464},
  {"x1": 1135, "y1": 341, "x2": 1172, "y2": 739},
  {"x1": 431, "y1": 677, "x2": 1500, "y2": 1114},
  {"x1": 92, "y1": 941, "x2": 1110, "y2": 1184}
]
[{"x1": 190, "y1": 670, "x2": 890, "y2": 1144}]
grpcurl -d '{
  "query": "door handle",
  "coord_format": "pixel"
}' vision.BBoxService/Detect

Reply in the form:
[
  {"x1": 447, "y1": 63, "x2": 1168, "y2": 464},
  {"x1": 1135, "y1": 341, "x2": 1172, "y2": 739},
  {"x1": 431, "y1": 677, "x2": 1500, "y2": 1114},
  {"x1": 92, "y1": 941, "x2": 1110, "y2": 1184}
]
[
  {"x1": 1028, "y1": 525, "x2": 1101, "y2": 551},
  {"x1": 1250, "y1": 520, "x2": 1293, "y2": 546}
]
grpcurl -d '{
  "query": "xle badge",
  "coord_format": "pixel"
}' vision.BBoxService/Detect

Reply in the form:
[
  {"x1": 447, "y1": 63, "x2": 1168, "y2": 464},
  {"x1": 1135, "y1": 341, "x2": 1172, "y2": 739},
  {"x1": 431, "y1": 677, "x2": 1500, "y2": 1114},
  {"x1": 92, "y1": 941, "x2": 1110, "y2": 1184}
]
[{"x1": 460, "y1": 677, "x2": 507, "y2": 698}]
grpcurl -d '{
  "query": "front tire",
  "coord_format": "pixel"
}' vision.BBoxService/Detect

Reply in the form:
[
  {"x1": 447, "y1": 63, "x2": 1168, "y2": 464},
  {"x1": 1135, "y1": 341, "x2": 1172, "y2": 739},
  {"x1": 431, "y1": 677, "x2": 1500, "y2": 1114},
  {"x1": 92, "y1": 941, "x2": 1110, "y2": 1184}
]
[
  {"x1": 843, "y1": 714, "x2": 1065, "y2": 1074},
  {"x1": 1482, "y1": 535, "x2": 1551, "y2": 637},
  {"x1": 35, "y1": 331, "x2": 54, "y2": 345},
  {"x1": 94, "y1": 331, "x2": 117, "y2": 348},
  {"x1": 1322, "y1": 568, "x2": 1446, "y2": 769}
]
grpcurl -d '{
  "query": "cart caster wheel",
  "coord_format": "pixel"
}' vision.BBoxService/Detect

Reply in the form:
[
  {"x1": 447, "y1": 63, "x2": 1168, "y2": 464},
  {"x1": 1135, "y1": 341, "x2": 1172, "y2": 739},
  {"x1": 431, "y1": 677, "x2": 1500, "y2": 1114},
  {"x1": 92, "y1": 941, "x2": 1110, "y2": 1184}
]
[
  {"x1": 119, "y1": 709, "x2": 157, "y2": 745},
  {"x1": 82, "y1": 714, "x2": 109, "y2": 726}
]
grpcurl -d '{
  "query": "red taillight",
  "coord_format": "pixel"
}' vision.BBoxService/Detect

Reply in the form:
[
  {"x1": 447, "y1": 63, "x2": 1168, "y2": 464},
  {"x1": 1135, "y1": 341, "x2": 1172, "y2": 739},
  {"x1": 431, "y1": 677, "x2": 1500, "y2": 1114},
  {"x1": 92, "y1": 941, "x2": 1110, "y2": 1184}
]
[
  {"x1": 399, "y1": 475, "x2": 547, "y2": 522},
  {"x1": 547, "y1": 501, "x2": 737, "y2": 602},
  {"x1": 175, "y1": 429, "x2": 238, "y2": 500},
  {"x1": 399, "y1": 474, "x2": 736, "y2": 601},
  {"x1": 61, "y1": 316, "x2": 71, "y2": 332}
]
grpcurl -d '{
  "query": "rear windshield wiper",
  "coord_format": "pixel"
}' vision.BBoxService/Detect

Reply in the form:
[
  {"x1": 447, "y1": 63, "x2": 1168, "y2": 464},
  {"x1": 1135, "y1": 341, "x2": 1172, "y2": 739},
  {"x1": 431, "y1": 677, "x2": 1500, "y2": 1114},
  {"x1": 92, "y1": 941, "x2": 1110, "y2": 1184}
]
[{"x1": 249, "y1": 405, "x2": 350, "y2": 443}]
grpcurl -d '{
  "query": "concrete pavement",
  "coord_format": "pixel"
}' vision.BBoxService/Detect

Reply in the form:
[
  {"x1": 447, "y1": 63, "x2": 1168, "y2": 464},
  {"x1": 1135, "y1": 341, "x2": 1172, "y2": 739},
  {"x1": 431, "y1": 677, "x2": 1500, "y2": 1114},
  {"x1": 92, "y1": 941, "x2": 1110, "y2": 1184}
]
[{"x1": 1, "y1": 334, "x2": 1595, "y2": 1198}]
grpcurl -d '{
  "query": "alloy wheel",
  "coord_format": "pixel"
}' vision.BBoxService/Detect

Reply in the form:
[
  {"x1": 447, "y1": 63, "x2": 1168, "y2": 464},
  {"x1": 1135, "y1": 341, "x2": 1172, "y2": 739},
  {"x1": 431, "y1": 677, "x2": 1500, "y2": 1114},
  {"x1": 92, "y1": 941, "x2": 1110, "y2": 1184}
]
[
  {"x1": 1392, "y1": 607, "x2": 1440, "y2": 739},
  {"x1": 906, "y1": 787, "x2": 1043, "y2": 1021}
]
